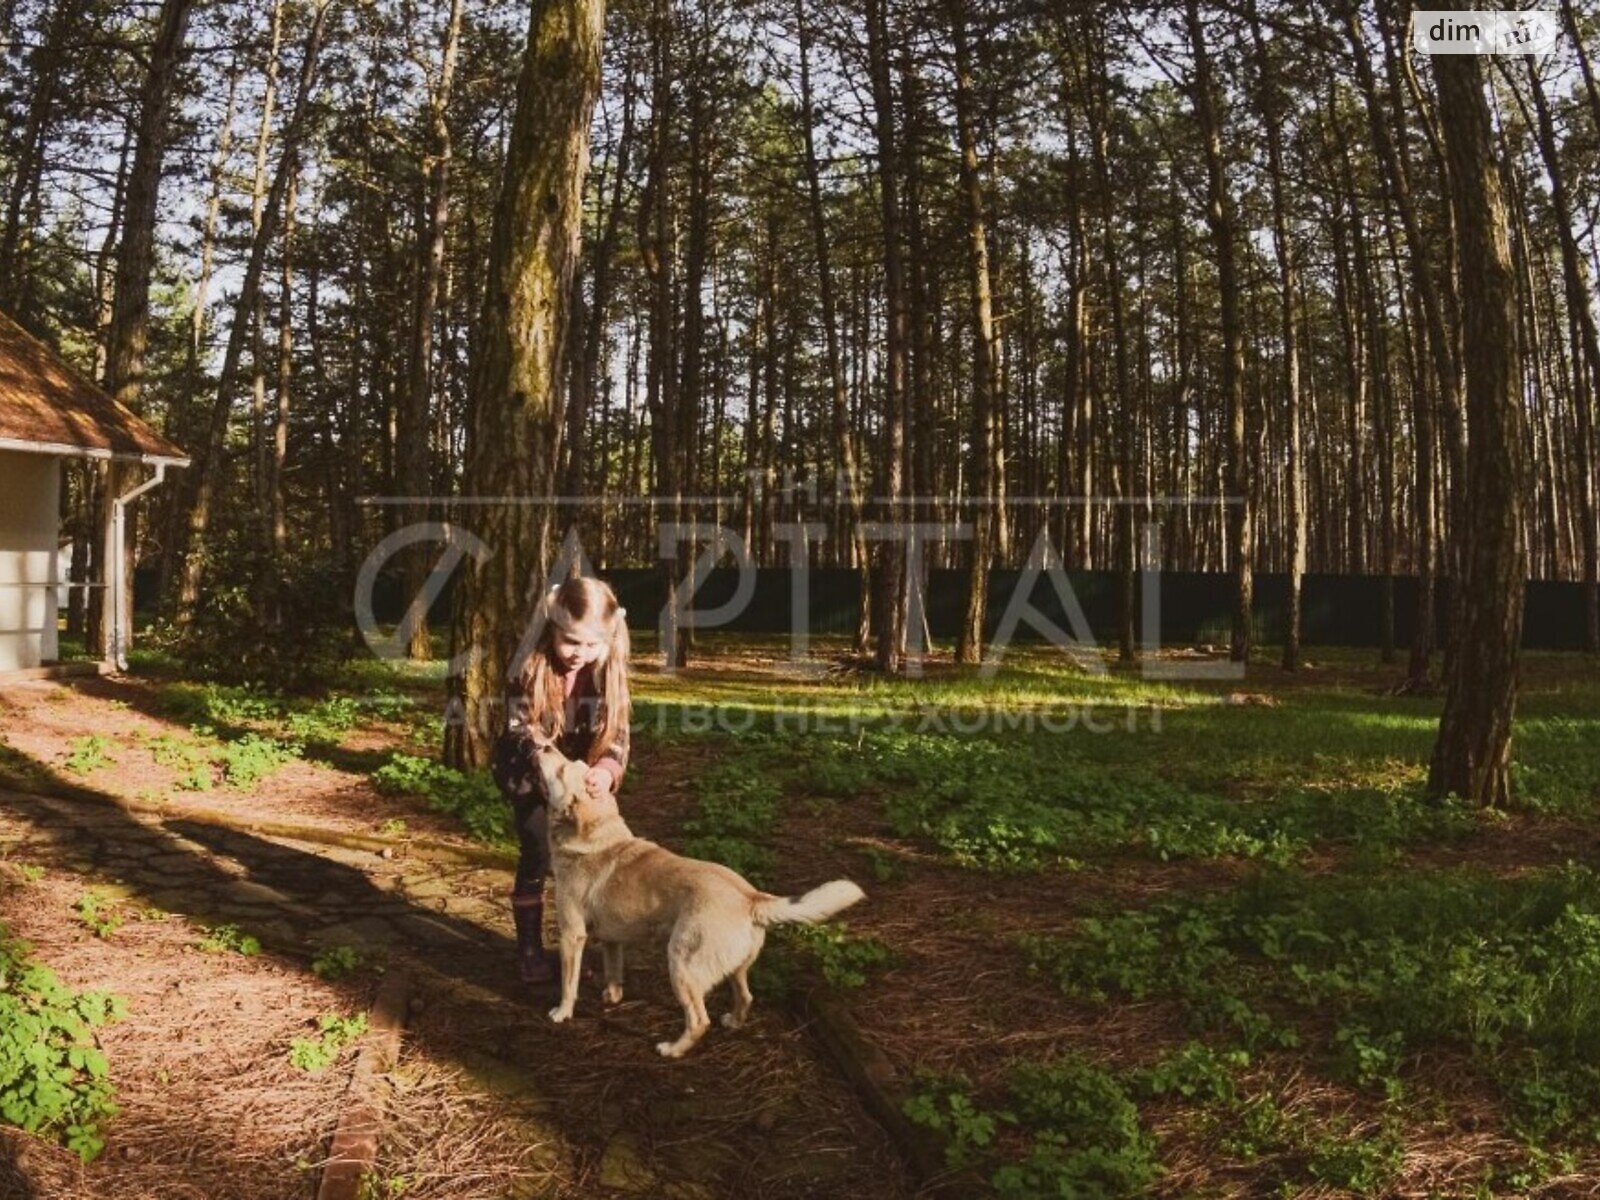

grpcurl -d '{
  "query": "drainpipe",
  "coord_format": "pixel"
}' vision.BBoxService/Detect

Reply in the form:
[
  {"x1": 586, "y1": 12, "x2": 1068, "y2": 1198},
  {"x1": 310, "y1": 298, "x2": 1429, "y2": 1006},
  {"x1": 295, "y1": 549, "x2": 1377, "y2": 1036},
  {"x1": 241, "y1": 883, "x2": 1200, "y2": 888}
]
[{"x1": 110, "y1": 463, "x2": 167, "y2": 671}]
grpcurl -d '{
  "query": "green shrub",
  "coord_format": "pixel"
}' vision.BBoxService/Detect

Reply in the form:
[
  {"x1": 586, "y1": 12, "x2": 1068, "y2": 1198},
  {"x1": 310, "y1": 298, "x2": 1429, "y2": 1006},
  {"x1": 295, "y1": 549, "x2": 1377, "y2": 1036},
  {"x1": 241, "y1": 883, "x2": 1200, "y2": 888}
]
[
  {"x1": 289, "y1": 1011, "x2": 369, "y2": 1073},
  {"x1": 357, "y1": 690, "x2": 416, "y2": 721},
  {"x1": 218, "y1": 733, "x2": 301, "y2": 790},
  {"x1": 3, "y1": 862, "x2": 44, "y2": 884},
  {"x1": 142, "y1": 733, "x2": 215, "y2": 791},
  {"x1": 779, "y1": 922, "x2": 893, "y2": 989},
  {"x1": 155, "y1": 681, "x2": 282, "y2": 728},
  {"x1": 73, "y1": 892, "x2": 123, "y2": 939},
  {"x1": 311, "y1": 944, "x2": 384, "y2": 981},
  {"x1": 679, "y1": 834, "x2": 775, "y2": 883},
  {"x1": 1305, "y1": 1123, "x2": 1404, "y2": 1195},
  {"x1": 902, "y1": 1072, "x2": 998, "y2": 1169},
  {"x1": 0, "y1": 930, "x2": 125, "y2": 1161},
  {"x1": 993, "y1": 1058, "x2": 1163, "y2": 1198},
  {"x1": 64, "y1": 735, "x2": 115, "y2": 776},
  {"x1": 771, "y1": 725, "x2": 1479, "y2": 873},
  {"x1": 284, "y1": 696, "x2": 363, "y2": 746},
  {"x1": 168, "y1": 533, "x2": 355, "y2": 690},
  {"x1": 1135, "y1": 1041, "x2": 1247, "y2": 1107},
  {"x1": 372, "y1": 753, "x2": 511, "y2": 845},
  {"x1": 197, "y1": 924, "x2": 261, "y2": 956},
  {"x1": 903, "y1": 1058, "x2": 1163, "y2": 1198}
]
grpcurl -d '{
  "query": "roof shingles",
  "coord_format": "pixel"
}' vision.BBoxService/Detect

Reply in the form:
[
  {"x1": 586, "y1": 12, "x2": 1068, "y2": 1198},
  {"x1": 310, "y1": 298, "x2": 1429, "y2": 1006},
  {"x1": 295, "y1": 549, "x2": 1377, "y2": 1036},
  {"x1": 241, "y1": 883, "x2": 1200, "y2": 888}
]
[{"x1": 0, "y1": 310, "x2": 188, "y2": 463}]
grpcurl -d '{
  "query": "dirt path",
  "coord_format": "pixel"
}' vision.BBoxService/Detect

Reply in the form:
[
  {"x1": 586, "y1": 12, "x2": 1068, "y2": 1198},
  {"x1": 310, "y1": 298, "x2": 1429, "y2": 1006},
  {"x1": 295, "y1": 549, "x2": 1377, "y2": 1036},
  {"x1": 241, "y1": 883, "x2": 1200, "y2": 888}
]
[{"x1": 0, "y1": 676, "x2": 915, "y2": 1200}]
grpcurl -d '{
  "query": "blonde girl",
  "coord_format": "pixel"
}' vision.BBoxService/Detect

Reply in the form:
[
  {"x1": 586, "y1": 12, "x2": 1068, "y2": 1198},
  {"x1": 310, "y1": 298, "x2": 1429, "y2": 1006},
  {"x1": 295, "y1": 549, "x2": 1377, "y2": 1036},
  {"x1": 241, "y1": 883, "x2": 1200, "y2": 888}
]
[{"x1": 490, "y1": 576, "x2": 631, "y2": 984}]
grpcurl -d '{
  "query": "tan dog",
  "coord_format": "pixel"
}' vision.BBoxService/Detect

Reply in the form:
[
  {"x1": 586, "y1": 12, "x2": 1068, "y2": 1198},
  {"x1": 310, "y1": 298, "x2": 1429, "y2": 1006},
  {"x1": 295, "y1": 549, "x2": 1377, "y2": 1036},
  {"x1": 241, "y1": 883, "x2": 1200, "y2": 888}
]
[{"x1": 537, "y1": 744, "x2": 865, "y2": 1057}]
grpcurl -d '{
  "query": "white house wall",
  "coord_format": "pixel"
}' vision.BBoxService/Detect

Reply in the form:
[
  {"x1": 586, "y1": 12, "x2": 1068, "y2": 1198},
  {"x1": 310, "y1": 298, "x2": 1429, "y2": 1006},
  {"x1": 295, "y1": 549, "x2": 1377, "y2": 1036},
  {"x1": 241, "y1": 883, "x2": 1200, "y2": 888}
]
[{"x1": 0, "y1": 449, "x2": 60, "y2": 670}]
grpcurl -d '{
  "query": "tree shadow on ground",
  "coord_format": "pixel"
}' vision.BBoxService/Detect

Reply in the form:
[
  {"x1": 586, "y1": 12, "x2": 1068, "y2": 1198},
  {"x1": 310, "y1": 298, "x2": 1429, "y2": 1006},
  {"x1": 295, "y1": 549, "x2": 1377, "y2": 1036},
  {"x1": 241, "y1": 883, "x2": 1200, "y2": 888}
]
[
  {"x1": 0, "y1": 1137, "x2": 38, "y2": 1200},
  {"x1": 0, "y1": 745, "x2": 912, "y2": 1200}
]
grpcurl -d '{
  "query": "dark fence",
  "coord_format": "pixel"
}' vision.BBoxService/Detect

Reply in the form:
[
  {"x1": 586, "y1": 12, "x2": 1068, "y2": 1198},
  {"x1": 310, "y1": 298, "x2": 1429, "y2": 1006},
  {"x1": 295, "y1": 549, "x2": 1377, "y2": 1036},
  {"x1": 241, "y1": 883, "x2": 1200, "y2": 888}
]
[
  {"x1": 604, "y1": 569, "x2": 1596, "y2": 650},
  {"x1": 330, "y1": 565, "x2": 1593, "y2": 652}
]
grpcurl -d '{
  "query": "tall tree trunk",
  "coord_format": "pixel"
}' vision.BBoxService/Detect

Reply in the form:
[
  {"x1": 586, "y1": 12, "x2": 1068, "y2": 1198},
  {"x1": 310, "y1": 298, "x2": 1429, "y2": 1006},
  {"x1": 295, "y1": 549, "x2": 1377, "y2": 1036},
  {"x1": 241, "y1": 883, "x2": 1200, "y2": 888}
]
[
  {"x1": 444, "y1": 0, "x2": 606, "y2": 768},
  {"x1": 902, "y1": 53, "x2": 936, "y2": 651},
  {"x1": 249, "y1": 0, "x2": 288, "y2": 550},
  {"x1": 271, "y1": 171, "x2": 296, "y2": 566},
  {"x1": 1367, "y1": 242, "x2": 1398, "y2": 664},
  {"x1": 866, "y1": 0, "x2": 908, "y2": 673},
  {"x1": 1335, "y1": 139, "x2": 1370, "y2": 576},
  {"x1": 1170, "y1": 175, "x2": 1191, "y2": 572},
  {"x1": 1248, "y1": 0, "x2": 1303, "y2": 670},
  {"x1": 102, "y1": 0, "x2": 196, "y2": 411},
  {"x1": 572, "y1": 42, "x2": 635, "y2": 527},
  {"x1": 677, "y1": 5, "x2": 713, "y2": 595},
  {"x1": 639, "y1": 0, "x2": 682, "y2": 665},
  {"x1": 952, "y1": 0, "x2": 998, "y2": 666},
  {"x1": 1062, "y1": 115, "x2": 1092, "y2": 568},
  {"x1": 97, "y1": 0, "x2": 196, "y2": 661},
  {"x1": 1186, "y1": 0, "x2": 1252, "y2": 662},
  {"x1": 193, "y1": 61, "x2": 242, "y2": 370},
  {"x1": 92, "y1": 122, "x2": 135, "y2": 385},
  {"x1": 1346, "y1": 1, "x2": 1467, "y2": 655},
  {"x1": 797, "y1": 0, "x2": 870, "y2": 653},
  {"x1": 402, "y1": 0, "x2": 465, "y2": 660},
  {"x1": 309, "y1": 248, "x2": 346, "y2": 573},
  {"x1": 1426, "y1": 48, "x2": 1526, "y2": 808},
  {"x1": 175, "y1": 0, "x2": 333, "y2": 625},
  {"x1": 1079, "y1": 28, "x2": 1136, "y2": 662},
  {"x1": 1558, "y1": 0, "x2": 1600, "y2": 137},
  {"x1": 1523, "y1": 58, "x2": 1600, "y2": 651}
]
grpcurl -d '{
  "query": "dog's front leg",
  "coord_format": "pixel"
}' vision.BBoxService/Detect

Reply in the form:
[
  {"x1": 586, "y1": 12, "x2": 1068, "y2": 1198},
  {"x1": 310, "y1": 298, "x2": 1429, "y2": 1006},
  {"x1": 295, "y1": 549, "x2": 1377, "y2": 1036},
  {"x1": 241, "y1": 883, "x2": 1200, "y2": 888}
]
[{"x1": 548, "y1": 920, "x2": 586, "y2": 1024}]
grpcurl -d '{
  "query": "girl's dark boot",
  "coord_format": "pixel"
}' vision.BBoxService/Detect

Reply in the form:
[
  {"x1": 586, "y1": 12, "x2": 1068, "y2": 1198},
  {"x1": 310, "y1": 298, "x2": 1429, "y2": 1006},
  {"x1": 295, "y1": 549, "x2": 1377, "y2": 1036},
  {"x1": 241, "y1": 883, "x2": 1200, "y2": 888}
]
[{"x1": 510, "y1": 893, "x2": 556, "y2": 986}]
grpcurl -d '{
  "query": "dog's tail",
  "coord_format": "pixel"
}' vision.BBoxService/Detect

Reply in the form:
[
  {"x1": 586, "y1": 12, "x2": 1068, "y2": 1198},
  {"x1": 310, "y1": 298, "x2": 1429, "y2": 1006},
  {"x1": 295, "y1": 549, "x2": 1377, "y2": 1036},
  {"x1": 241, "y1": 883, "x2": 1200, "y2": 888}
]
[{"x1": 753, "y1": 879, "x2": 866, "y2": 927}]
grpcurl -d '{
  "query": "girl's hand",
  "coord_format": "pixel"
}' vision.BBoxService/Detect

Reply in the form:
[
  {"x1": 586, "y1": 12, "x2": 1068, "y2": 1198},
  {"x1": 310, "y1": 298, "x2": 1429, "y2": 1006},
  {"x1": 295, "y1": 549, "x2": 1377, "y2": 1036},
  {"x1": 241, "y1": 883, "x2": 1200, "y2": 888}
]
[{"x1": 584, "y1": 767, "x2": 614, "y2": 798}]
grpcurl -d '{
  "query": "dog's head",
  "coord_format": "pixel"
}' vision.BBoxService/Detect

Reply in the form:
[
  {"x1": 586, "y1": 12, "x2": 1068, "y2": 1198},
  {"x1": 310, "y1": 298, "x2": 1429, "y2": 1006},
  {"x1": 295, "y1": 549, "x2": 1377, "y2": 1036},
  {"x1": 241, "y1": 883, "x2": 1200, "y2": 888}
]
[{"x1": 538, "y1": 743, "x2": 619, "y2": 836}]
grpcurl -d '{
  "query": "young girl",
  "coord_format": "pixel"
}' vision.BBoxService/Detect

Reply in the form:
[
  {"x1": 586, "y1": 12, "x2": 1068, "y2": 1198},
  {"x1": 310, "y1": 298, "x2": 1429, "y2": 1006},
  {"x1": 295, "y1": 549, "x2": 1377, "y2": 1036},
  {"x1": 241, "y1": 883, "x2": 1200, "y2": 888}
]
[{"x1": 490, "y1": 576, "x2": 631, "y2": 985}]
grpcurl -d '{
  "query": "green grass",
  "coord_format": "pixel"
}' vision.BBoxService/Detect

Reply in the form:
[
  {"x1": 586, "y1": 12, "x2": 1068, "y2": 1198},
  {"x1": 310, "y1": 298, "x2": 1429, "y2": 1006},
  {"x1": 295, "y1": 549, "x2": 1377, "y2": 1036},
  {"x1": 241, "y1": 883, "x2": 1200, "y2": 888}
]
[
  {"x1": 630, "y1": 647, "x2": 1600, "y2": 874},
  {"x1": 123, "y1": 638, "x2": 1598, "y2": 1194},
  {"x1": 615, "y1": 643, "x2": 1600, "y2": 1192}
]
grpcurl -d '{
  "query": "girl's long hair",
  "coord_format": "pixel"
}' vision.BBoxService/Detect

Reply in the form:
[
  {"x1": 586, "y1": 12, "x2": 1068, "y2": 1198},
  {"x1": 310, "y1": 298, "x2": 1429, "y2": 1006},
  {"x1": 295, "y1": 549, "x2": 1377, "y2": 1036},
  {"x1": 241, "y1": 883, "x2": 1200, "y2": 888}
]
[{"x1": 515, "y1": 576, "x2": 631, "y2": 765}]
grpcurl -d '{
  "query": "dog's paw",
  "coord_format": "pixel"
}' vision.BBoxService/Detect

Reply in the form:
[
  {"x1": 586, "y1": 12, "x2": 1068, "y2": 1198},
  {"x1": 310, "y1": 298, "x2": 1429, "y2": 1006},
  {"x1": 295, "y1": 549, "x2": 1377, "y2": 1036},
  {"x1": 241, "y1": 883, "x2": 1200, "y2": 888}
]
[
  {"x1": 548, "y1": 1006, "x2": 572, "y2": 1024},
  {"x1": 720, "y1": 1012, "x2": 744, "y2": 1030},
  {"x1": 602, "y1": 983, "x2": 624, "y2": 1006},
  {"x1": 655, "y1": 1040, "x2": 684, "y2": 1059}
]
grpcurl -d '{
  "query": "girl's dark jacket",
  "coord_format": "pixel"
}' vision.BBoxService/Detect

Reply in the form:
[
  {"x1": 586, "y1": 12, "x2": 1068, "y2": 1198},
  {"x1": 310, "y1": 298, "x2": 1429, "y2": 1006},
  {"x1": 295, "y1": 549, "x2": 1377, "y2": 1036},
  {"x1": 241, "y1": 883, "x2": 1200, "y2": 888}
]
[{"x1": 489, "y1": 664, "x2": 628, "y2": 802}]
